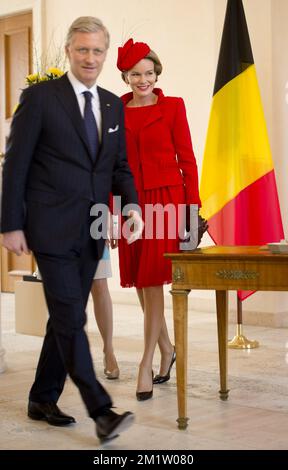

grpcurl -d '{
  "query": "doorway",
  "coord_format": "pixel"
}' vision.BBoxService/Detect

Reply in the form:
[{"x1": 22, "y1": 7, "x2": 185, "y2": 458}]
[{"x1": 0, "y1": 12, "x2": 35, "y2": 292}]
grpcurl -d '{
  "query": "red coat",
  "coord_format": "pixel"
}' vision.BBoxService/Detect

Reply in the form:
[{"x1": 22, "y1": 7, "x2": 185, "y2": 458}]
[{"x1": 121, "y1": 88, "x2": 201, "y2": 205}]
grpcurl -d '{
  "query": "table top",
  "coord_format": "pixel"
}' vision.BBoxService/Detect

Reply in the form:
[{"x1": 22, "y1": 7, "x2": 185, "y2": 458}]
[{"x1": 165, "y1": 245, "x2": 288, "y2": 261}]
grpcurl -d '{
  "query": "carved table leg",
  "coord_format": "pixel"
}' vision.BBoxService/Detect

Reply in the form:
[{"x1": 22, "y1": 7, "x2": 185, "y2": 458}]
[
  {"x1": 216, "y1": 290, "x2": 230, "y2": 400},
  {"x1": 171, "y1": 288, "x2": 190, "y2": 429}
]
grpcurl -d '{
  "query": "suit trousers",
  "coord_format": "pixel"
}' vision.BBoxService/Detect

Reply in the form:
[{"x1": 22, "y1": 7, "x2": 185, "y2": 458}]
[{"x1": 29, "y1": 224, "x2": 112, "y2": 416}]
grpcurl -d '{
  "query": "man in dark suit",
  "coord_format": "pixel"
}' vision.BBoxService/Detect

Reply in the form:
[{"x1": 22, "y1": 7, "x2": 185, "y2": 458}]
[{"x1": 0, "y1": 16, "x2": 142, "y2": 443}]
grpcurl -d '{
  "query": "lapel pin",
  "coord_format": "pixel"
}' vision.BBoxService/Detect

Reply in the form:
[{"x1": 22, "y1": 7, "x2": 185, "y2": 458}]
[{"x1": 106, "y1": 103, "x2": 111, "y2": 107}]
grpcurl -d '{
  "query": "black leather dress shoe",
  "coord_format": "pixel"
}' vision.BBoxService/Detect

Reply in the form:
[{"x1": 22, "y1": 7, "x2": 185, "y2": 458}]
[
  {"x1": 95, "y1": 409, "x2": 134, "y2": 443},
  {"x1": 153, "y1": 347, "x2": 176, "y2": 384},
  {"x1": 28, "y1": 401, "x2": 76, "y2": 426}
]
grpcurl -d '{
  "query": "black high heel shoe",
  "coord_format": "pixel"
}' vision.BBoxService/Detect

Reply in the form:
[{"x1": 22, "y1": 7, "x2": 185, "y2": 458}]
[
  {"x1": 153, "y1": 347, "x2": 176, "y2": 384},
  {"x1": 136, "y1": 371, "x2": 153, "y2": 401}
]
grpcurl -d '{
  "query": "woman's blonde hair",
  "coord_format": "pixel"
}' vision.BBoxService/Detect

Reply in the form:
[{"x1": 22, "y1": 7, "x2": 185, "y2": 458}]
[{"x1": 121, "y1": 49, "x2": 162, "y2": 82}]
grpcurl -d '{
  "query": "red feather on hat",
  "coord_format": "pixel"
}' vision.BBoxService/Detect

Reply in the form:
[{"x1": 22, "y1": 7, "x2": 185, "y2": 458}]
[{"x1": 117, "y1": 38, "x2": 151, "y2": 71}]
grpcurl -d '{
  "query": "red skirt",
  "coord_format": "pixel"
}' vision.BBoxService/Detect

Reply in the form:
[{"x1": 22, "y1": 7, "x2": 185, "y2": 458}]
[{"x1": 118, "y1": 185, "x2": 186, "y2": 288}]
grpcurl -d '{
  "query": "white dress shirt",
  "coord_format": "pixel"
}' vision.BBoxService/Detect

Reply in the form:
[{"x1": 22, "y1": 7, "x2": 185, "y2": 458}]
[{"x1": 67, "y1": 71, "x2": 102, "y2": 142}]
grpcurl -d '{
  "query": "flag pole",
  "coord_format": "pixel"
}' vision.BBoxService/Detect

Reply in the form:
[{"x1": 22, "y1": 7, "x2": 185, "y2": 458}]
[{"x1": 228, "y1": 294, "x2": 259, "y2": 349}]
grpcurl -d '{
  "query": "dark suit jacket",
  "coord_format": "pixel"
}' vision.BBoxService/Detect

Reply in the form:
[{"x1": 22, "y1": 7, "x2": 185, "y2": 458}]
[{"x1": 1, "y1": 74, "x2": 138, "y2": 257}]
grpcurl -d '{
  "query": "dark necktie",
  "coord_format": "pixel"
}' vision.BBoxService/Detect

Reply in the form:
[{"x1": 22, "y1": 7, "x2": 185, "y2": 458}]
[{"x1": 83, "y1": 91, "x2": 99, "y2": 161}]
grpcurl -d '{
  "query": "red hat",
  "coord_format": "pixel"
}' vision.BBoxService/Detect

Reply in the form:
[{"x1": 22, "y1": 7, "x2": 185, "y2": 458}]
[{"x1": 117, "y1": 38, "x2": 151, "y2": 71}]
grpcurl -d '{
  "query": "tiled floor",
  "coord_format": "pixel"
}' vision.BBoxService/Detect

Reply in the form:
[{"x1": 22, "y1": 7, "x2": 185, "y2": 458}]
[{"x1": 1, "y1": 292, "x2": 288, "y2": 450}]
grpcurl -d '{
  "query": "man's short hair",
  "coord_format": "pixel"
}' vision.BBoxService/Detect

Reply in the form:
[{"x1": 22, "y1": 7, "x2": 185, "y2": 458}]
[{"x1": 66, "y1": 16, "x2": 110, "y2": 49}]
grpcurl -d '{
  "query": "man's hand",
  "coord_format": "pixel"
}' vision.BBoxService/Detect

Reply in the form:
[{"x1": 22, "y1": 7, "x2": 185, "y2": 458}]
[
  {"x1": 126, "y1": 210, "x2": 144, "y2": 245},
  {"x1": 2, "y1": 230, "x2": 30, "y2": 256}
]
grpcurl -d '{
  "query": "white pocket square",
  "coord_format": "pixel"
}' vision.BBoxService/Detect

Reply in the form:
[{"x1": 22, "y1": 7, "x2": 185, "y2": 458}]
[{"x1": 108, "y1": 125, "x2": 119, "y2": 133}]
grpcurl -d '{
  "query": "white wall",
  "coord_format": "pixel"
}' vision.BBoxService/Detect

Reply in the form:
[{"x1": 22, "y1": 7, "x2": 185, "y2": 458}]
[
  {"x1": 43, "y1": 0, "x2": 215, "y2": 164},
  {"x1": 2, "y1": 0, "x2": 288, "y2": 324}
]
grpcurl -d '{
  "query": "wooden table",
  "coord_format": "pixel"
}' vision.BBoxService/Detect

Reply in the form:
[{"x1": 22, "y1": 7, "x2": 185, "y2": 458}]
[{"x1": 165, "y1": 246, "x2": 288, "y2": 429}]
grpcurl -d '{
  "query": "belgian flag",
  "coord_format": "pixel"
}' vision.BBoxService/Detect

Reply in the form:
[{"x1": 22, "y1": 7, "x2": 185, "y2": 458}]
[{"x1": 200, "y1": 0, "x2": 284, "y2": 300}]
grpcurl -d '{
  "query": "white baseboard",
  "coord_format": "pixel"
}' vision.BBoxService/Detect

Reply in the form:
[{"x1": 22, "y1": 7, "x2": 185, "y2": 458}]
[
  {"x1": 228, "y1": 308, "x2": 288, "y2": 328},
  {"x1": 110, "y1": 289, "x2": 214, "y2": 312},
  {"x1": 109, "y1": 290, "x2": 288, "y2": 328},
  {"x1": 0, "y1": 347, "x2": 6, "y2": 374}
]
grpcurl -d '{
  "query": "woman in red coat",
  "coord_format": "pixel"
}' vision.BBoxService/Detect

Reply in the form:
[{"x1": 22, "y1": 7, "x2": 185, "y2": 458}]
[{"x1": 117, "y1": 39, "x2": 203, "y2": 400}]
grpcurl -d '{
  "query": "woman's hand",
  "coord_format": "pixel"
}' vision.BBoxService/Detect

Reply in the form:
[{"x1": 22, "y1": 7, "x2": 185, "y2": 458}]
[{"x1": 126, "y1": 210, "x2": 144, "y2": 244}]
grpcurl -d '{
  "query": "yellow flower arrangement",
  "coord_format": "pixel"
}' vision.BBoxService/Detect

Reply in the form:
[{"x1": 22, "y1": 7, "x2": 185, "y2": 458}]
[
  {"x1": 12, "y1": 67, "x2": 65, "y2": 115},
  {"x1": 12, "y1": 44, "x2": 67, "y2": 114},
  {"x1": 25, "y1": 66, "x2": 64, "y2": 86}
]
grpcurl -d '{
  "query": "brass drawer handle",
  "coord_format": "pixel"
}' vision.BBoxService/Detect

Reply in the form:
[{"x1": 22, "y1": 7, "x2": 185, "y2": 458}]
[{"x1": 215, "y1": 270, "x2": 259, "y2": 280}]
